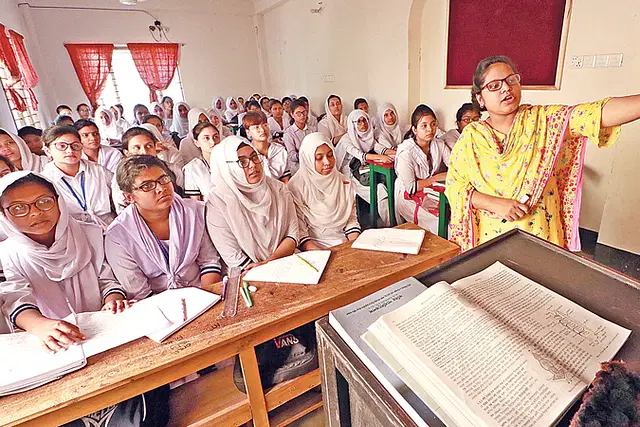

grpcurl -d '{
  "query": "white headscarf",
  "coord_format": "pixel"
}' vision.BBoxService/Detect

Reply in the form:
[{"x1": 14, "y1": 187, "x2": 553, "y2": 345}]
[
  {"x1": 375, "y1": 102, "x2": 405, "y2": 148},
  {"x1": 208, "y1": 136, "x2": 295, "y2": 262},
  {"x1": 1, "y1": 128, "x2": 48, "y2": 172},
  {"x1": 323, "y1": 96, "x2": 347, "y2": 138},
  {"x1": 187, "y1": 108, "x2": 210, "y2": 135},
  {"x1": 170, "y1": 102, "x2": 190, "y2": 137},
  {"x1": 110, "y1": 105, "x2": 130, "y2": 130},
  {"x1": 212, "y1": 96, "x2": 225, "y2": 116},
  {"x1": 224, "y1": 97, "x2": 239, "y2": 122},
  {"x1": 140, "y1": 123, "x2": 185, "y2": 170},
  {"x1": 150, "y1": 102, "x2": 165, "y2": 120},
  {"x1": 95, "y1": 107, "x2": 121, "y2": 141},
  {"x1": 207, "y1": 108, "x2": 226, "y2": 135},
  {"x1": 0, "y1": 172, "x2": 104, "y2": 317},
  {"x1": 288, "y1": 133, "x2": 352, "y2": 231},
  {"x1": 346, "y1": 109, "x2": 375, "y2": 153}
]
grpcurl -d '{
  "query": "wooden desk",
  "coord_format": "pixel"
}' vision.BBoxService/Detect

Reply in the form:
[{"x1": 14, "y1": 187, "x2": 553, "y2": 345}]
[{"x1": 0, "y1": 224, "x2": 459, "y2": 427}]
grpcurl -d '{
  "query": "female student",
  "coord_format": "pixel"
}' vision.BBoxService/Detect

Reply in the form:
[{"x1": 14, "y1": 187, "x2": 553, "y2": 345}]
[
  {"x1": 133, "y1": 104, "x2": 150, "y2": 126},
  {"x1": 42, "y1": 126, "x2": 115, "y2": 228},
  {"x1": 105, "y1": 155, "x2": 222, "y2": 298},
  {"x1": 212, "y1": 96, "x2": 226, "y2": 120},
  {"x1": 17, "y1": 126, "x2": 44, "y2": 156},
  {"x1": 179, "y1": 107, "x2": 211, "y2": 163},
  {"x1": 242, "y1": 111, "x2": 291, "y2": 183},
  {"x1": 446, "y1": 55, "x2": 640, "y2": 251},
  {"x1": 224, "y1": 97, "x2": 240, "y2": 123},
  {"x1": 0, "y1": 128, "x2": 49, "y2": 172},
  {"x1": 140, "y1": 123, "x2": 186, "y2": 172},
  {"x1": 207, "y1": 108, "x2": 234, "y2": 139},
  {"x1": 260, "y1": 96, "x2": 272, "y2": 116},
  {"x1": 0, "y1": 154, "x2": 14, "y2": 178},
  {"x1": 111, "y1": 104, "x2": 130, "y2": 130},
  {"x1": 183, "y1": 122, "x2": 220, "y2": 201},
  {"x1": 289, "y1": 133, "x2": 361, "y2": 249},
  {"x1": 95, "y1": 107, "x2": 123, "y2": 147},
  {"x1": 395, "y1": 105, "x2": 450, "y2": 233},
  {"x1": 170, "y1": 101, "x2": 190, "y2": 138},
  {"x1": 142, "y1": 114, "x2": 178, "y2": 149},
  {"x1": 298, "y1": 96, "x2": 318, "y2": 130},
  {"x1": 318, "y1": 95, "x2": 347, "y2": 145},
  {"x1": 283, "y1": 99, "x2": 314, "y2": 175},
  {"x1": 76, "y1": 120, "x2": 123, "y2": 174},
  {"x1": 442, "y1": 103, "x2": 481, "y2": 150},
  {"x1": 282, "y1": 96, "x2": 293, "y2": 117},
  {"x1": 162, "y1": 96, "x2": 174, "y2": 130},
  {"x1": 267, "y1": 99, "x2": 291, "y2": 141},
  {"x1": 206, "y1": 136, "x2": 299, "y2": 270},
  {"x1": 0, "y1": 172, "x2": 169, "y2": 426},
  {"x1": 237, "y1": 96, "x2": 246, "y2": 113},
  {"x1": 375, "y1": 102, "x2": 407, "y2": 155}
]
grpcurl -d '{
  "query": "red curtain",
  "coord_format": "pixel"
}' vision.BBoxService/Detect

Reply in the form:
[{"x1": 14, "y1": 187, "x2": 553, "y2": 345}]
[
  {"x1": 64, "y1": 43, "x2": 114, "y2": 111},
  {"x1": 0, "y1": 24, "x2": 27, "y2": 112},
  {"x1": 127, "y1": 43, "x2": 179, "y2": 103},
  {"x1": 8, "y1": 30, "x2": 39, "y2": 111}
]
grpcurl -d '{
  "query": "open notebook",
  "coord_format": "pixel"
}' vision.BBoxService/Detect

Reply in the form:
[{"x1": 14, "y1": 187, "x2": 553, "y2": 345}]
[
  {"x1": 352, "y1": 228, "x2": 426, "y2": 255},
  {"x1": 242, "y1": 250, "x2": 331, "y2": 285}
]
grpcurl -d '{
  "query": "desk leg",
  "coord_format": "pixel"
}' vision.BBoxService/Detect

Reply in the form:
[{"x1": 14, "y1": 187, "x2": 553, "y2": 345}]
[
  {"x1": 369, "y1": 166, "x2": 378, "y2": 228},
  {"x1": 240, "y1": 348, "x2": 270, "y2": 427},
  {"x1": 387, "y1": 170, "x2": 396, "y2": 227}
]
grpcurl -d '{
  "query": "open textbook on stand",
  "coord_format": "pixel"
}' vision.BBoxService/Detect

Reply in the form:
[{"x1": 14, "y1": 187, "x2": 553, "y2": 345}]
[{"x1": 364, "y1": 262, "x2": 631, "y2": 427}]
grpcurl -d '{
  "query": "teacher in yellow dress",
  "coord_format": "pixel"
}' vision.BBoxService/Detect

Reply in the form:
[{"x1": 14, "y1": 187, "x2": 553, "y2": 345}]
[{"x1": 446, "y1": 55, "x2": 640, "y2": 252}]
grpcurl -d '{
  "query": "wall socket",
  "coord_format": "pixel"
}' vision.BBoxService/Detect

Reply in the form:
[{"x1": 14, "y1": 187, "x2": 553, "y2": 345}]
[
  {"x1": 323, "y1": 74, "x2": 335, "y2": 82},
  {"x1": 570, "y1": 53, "x2": 623, "y2": 69},
  {"x1": 571, "y1": 55, "x2": 584, "y2": 68}
]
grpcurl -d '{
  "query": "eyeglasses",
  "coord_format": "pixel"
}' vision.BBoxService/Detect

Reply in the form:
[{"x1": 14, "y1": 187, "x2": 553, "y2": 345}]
[
  {"x1": 227, "y1": 153, "x2": 263, "y2": 169},
  {"x1": 460, "y1": 116, "x2": 480, "y2": 124},
  {"x1": 134, "y1": 174, "x2": 173, "y2": 192},
  {"x1": 481, "y1": 73, "x2": 521, "y2": 92},
  {"x1": 3, "y1": 196, "x2": 57, "y2": 217},
  {"x1": 52, "y1": 141, "x2": 83, "y2": 151}
]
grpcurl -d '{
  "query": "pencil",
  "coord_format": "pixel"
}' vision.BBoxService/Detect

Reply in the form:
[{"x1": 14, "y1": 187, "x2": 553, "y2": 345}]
[
  {"x1": 295, "y1": 253, "x2": 319, "y2": 272},
  {"x1": 181, "y1": 298, "x2": 187, "y2": 322}
]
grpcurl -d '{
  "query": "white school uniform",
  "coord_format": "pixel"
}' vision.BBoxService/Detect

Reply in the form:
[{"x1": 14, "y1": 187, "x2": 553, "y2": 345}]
[
  {"x1": 394, "y1": 137, "x2": 450, "y2": 233},
  {"x1": 42, "y1": 160, "x2": 116, "y2": 229},
  {"x1": 267, "y1": 115, "x2": 291, "y2": 137},
  {"x1": 283, "y1": 124, "x2": 314, "y2": 175},
  {"x1": 442, "y1": 128, "x2": 461, "y2": 151},
  {"x1": 256, "y1": 143, "x2": 291, "y2": 181},
  {"x1": 82, "y1": 145, "x2": 123, "y2": 174},
  {"x1": 183, "y1": 157, "x2": 213, "y2": 200}
]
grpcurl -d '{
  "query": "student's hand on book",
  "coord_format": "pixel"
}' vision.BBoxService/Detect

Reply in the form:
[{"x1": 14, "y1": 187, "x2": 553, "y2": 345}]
[
  {"x1": 31, "y1": 318, "x2": 86, "y2": 353},
  {"x1": 101, "y1": 298, "x2": 137, "y2": 314},
  {"x1": 493, "y1": 197, "x2": 528, "y2": 222},
  {"x1": 244, "y1": 261, "x2": 268, "y2": 274}
]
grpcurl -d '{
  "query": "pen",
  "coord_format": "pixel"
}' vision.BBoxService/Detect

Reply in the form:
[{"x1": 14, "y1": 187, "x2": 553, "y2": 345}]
[
  {"x1": 241, "y1": 282, "x2": 253, "y2": 307},
  {"x1": 221, "y1": 276, "x2": 228, "y2": 301},
  {"x1": 181, "y1": 298, "x2": 187, "y2": 322},
  {"x1": 502, "y1": 193, "x2": 531, "y2": 223},
  {"x1": 295, "y1": 253, "x2": 319, "y2": 272}
]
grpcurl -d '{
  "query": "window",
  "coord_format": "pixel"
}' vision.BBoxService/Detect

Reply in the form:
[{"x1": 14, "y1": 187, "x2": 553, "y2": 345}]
[
  {"x1": 99, "y1": 47, "x2": 184, "y2": 121},
  {"x1": 0, "y1": 60, "x2": 41, "y2": 129}
]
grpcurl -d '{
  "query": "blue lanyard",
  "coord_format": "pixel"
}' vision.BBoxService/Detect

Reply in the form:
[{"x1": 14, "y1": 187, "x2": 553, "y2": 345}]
[
  {"x1": 201, "y1": 157, "x2": 209, "y2": 169},
  {"x1": 153, "y1": 233, "x2": 170, "y2": 268},
  {"x1": 61, "y1": 173, "x2": 87, "y2": 212}
]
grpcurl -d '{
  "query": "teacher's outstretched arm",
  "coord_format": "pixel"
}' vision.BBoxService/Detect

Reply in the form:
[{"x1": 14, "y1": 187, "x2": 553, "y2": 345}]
[{"x1": 602, "y1": 94, "x2": 640, "y2": 128}]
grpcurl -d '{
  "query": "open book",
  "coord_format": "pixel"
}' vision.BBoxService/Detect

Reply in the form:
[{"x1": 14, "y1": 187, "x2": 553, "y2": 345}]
[
  {"x1": 352, "y1": 228, "x2": 425, "y2": 255},
  {"x1": 242, "y1": 250, "x2": 331, "y2": 285},
  {"x1": 364, "y1": 262, "x2": 631, "y2": 427}
]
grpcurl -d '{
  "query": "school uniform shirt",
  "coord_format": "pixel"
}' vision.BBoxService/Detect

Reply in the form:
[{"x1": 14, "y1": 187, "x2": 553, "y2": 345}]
[
  {"x1": 105, "y1": 197, "x2": 222, "y2": 300},
  {"x1": 42, "y1": 160, "x2": 116, "y2": 229},
  {"x1": 256, "y1": 142, "x2": 291, "y2": 181},
  {"x1": 82, "y1": 145, "x2": 123, "y2": 174},
  {"x1": 0, "y1": 172, "x2": 124, "y2": 328},
  {"x1": 178, "y1": 136, "x2": 201, "y2": 164},
  {"x1": 183, "y1": 157, "x2": 213, "y2": 200},
  {"x1": 283, "y1": 124, "x2": 314, "y2": 175},
  {"x1": 442, "y1": 128, "x2": 461, "y2": 151},
  {"x1": 267, "y1": 115, "x2": 291, "y2": 137},
  {"x1": 306, "y1": 113, "x2": 318, "y2": 131}
]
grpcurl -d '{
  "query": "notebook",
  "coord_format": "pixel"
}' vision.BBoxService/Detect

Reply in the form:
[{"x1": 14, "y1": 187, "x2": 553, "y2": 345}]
[
  {"x1": 242, "y1": 250, "x2": 331, "y2": 285},
  {"x1": 352, "y1": 228, "x2": 426, "y2": 255}
]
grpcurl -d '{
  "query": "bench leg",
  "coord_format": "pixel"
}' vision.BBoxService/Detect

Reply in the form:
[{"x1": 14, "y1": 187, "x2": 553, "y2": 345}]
[
  {"x1": 240, "y1": 348, "x2": 270, "y2": 427},
  {"x1": 369, "y1": 173, "x2": 378, "y2": 229},
  {"x1": 386, "y1": 171, "x2": 396, "y2": 227}
]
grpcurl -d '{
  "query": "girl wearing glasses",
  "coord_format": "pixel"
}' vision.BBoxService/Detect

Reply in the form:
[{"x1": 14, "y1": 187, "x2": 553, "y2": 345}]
[
  {"x1": 105, "y1": 155, "x2": 222, "y2": 299},
  {"x1": 206, "y1": 136, "x2": 299, "y2": 271},
  {"x1": 0, "y1": 128, "x2": 49, "y2": 173},
  {"x1": 394, "y1": 105, "x2": 450, "y2": 233},
  {"x1": 182, "y1": 122, "x2": 221, "y2": 201},
  {"x1": 41, "y1": 126, "x2": 115, "y2": 229},
  {"x1": 442, "y1": 103, "x2": 481, "y2": 150},
  {"x1": 446, "y1": 55, "x2": 640, "y2": 251}
]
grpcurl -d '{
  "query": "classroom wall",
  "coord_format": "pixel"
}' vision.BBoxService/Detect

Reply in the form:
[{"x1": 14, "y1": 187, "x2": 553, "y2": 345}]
[{"x1": 18, "y1": 0, "x2": 262, "y2": 123}]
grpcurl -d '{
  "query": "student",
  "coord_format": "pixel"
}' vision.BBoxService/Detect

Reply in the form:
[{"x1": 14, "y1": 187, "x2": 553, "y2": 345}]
[
  {"x1": 207, "y1": 108, "x2": 234, "y2": 139},
  {"x1": 140, "y1": 122, "x2": 186, "y2": 173},
  {"x1": 151, "y1": 102, "x2": 166, "y2": 122},
  {"x1": 237, "y1": 100, "x2": 261, "y2": 138},
  {"x1": 224, "y1": 97, "x2": 240, "y2": 123},
  {"x1": 183, "y1": 122, "x2": 220, "y2": 201},
  {"x1": 54, "y1": 115, "x2": 75, "y2": 127},
  {"x1": 170, "y1": 101, "x2": 190, "y2": 138},
  {"x1": 394, "y1": 105, "x2": 450, "y2": 233},
  {"x1": 289, "y1": 133, "x2": 360, "y2": 249},
  {"x1": 243, "y1": 111, "x2": 291, "y2": 183},
  {"x1": 298, "y1": 96, "x2": 318, "y2": 130},
  {"x1": 76, "y1": 103, "x2": 92, "y2": 120},
  {"x1": 282, "y1": 96, "x2": 293, "y2": 117},
  {"x1": 41, "y1": 126, "x2": 115, "y2": 228},
  {"x1": 442, "y1": 102, "x2": 481, "y2": 150},
  {"x1": 0, "y1": 154, "x2": 15, "y2": 178},
  {"x1": 17, "y1": 126, "x2": 44, "y2": 155},
  {"x1": 206, "y1": 136, "x2": 299, "y2": 270},
  {"x1": 0, "y1": 171, "x2": 169, "y2": 426},
  {"x1": 260, "y1": 96, "x2": 272, "y2": 116},
  {"x1": 56, "y1": 104, "x2": 73, "y2": 118},
  {"x1": 142, "y1": 114, "x2": 178, "y2": 149},
  {"x1": 133, "y1": 104, "x2": 150, "y2": 126},
  {"x1": 283, "y1": 99, "x2": 314, "y2": 175},
  {"x1": 105, "y1": 155, "x2": 221, "y2": 299},
  {"x1": 374, "y1": 102, "x2": 407, "y2": 155},
  {"x1": 237, "y1": 96, "x2": 246, "y2": 113},
  {"x1": 95, "y1": 107, "x2": 123, "y2": 147},
  {"x1": 111, "y1": 127, "x2": 184, "y2": 213},
  {"x1": 318, "y1": 94, "x2": 347, "y2": 144},
  {"x1": 161, "y1": 96, "x2": 174, "y2": 130},
  {"x1": 0, "y1": 128, "x2": 49, "y2": 172},
  {"x1": 111, "y1": 104, "x2": 130, "y2": 130},
  {"x1": 75, "y1": 119, "x2": 123, "y2": 174},
  {"x1": 337, "y1": 109, "x2": 392, "y2": 225},
  {"x1": 212, "y1": 96, "x2": 225, "y2": 120},
  {"x1": 354, "y1": 98, "x2": 369, "y2": 114},
  {"x1": 179, "y1": 107, "x2": 210, "y2": 163},
  {"x1": 267, "y1": 99, "x2": 290, "y2": 141}
]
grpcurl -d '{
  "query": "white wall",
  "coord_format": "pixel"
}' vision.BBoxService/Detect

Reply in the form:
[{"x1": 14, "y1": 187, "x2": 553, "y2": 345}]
[{"x1": 20, "y1": 0, "x2": 262, "y2": 123}]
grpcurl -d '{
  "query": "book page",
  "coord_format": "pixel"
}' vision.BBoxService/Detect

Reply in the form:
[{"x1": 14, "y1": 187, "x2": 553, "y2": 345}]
[
  {"x1": 352, "y1": 228, "x2": 426, "y2": 255},
  {"x1": 242, "y1": 250, "x2": 331, "y2": 285}
]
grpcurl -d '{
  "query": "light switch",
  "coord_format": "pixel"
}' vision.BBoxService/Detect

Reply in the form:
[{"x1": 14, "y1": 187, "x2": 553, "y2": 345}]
[
  {"x1": 608, "y1": 53, "x2": 623, "y2": 67},
  {"x1": 583, "y1": 55, "x2": 596, "y2": 68},
  {"x1": 595, "y1": 54, "x2": 608, "y2": 68},
  {"x1": 323, "y1": 74, "x2": 335, "y2": 82}
]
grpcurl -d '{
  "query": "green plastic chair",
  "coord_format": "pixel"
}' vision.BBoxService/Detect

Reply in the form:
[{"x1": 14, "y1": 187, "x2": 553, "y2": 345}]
[
  {"x1": 368, "y1": 162, "x2": 397, "y2": 228},
  {"x1": 438, "y1": 192, "x2": 450, "y2": 239}
]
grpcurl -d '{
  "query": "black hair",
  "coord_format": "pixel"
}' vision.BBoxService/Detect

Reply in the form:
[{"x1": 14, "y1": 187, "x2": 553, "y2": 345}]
[
  {"x1": 269, "y1": 99, "x2": 283, "y2": 108},
  {"x1": 471, "y1": 55, "x2": 518, "y2": 111},
  {"x1": 0, "y1": 154, "x2": 15, "y2": 172},
  {"x1": 327, "y1": 94, "x2": 341, "y2": 105},
  {"x1": 133, "y1": 104, "x2": 149, "y2": 117},
  {"x1": 404, "y1": 104, "x2": 437, "y2": 140},
  {"x1": 76, "y1": 103, "x2": 90, "y2": 113},
  {"x1": 54, "y1": 115, "x2": 74, "y2": 126},
  {"x1": 56, "y1": 104, "x2": 71, "y2": 114},
  {"x1": 73, "y1": 119, "x2": 98, "y2": 132},
  {"x1": 115, "y1": 104, "x2": 124, "y2": 114},
  {"x1": 116, "y1": 155, "x2": 173, "y2": 194},
  {"x1": 354, "y1": 98, "x2": 368, "y2": 110},
  {"x1": 193, "y1": 121, "x2": 217, "y2": 140},
  {"x1": 290, "y1": 99, "x2": 307, "y2": 115},
  {"x1": 260, "y1": 96, "x2": 270, "y2": 108},
  {"x1": 122, "y1": 127, "x2": 156, "y2": 151},
  {"x1": 282, "y1": 96, "x2": 292, "y2": 103},
  {"x1": 142, "y1": 114, "x2": 163, "y2": 125},
  {"x1": 42, "y1": 125, "x2": 81, "y2": 147},
  {"x1": 455, "y1": 103, "x2": 480, "y2": 122},
  {"x1": 17, "y1": 126, "x2": 42, "y2": 138},
  {"x1": 1, "y1": 173, "x2": 58, "y2": 203},
  {"x1": 298, "y1": 96, "x2": 309, "y2": 104},
  {"x1": 0, "y1": 129, "x2": 8, "y2": 135},
  {"x1": 160, "y1": 96, "x2": 173, "y2": 104},
  {"x1": 246, "y1": 100, "x2": 261, "y2": 110}
]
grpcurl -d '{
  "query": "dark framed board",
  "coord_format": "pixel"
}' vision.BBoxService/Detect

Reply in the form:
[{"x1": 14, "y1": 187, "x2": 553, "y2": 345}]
[{"x1": 446, "y1": 0, "x2": 572, "y2": 89}]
